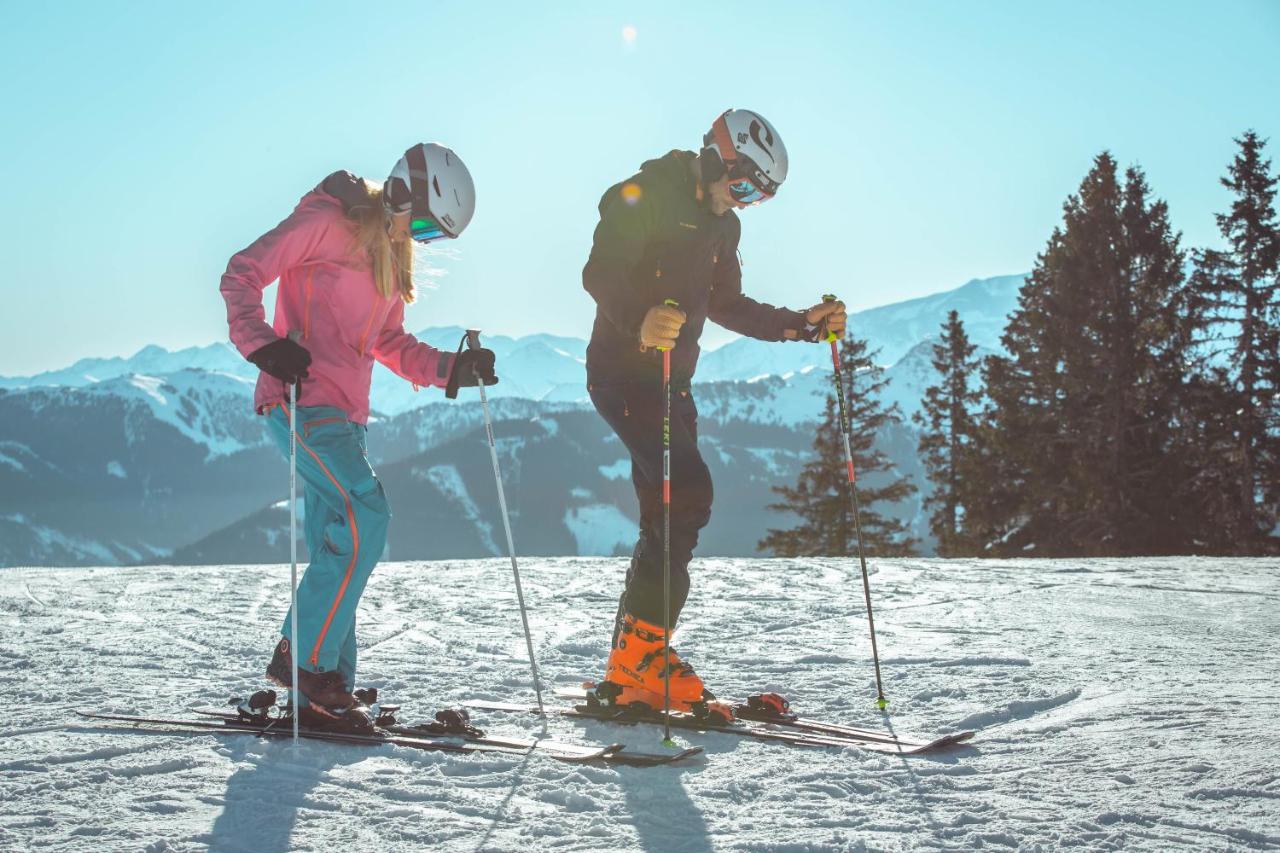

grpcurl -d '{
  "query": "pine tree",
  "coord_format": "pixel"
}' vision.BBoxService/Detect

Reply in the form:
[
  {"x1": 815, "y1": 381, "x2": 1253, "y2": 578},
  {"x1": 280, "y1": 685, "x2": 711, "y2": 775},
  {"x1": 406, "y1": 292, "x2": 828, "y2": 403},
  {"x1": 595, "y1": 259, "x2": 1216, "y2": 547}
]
[
  {"x1": 968, "y1": 153, "x2": 1194, "y2": 556},
  {"x1": 914, "y1": 311, "x2": 982, "y2": 556},
  {"x1": 1186, "y1": 131, "x2": 1280, "y2": 553},
  {"x1": 759, "y1": 333, "x2": 917, "y2": 557}
]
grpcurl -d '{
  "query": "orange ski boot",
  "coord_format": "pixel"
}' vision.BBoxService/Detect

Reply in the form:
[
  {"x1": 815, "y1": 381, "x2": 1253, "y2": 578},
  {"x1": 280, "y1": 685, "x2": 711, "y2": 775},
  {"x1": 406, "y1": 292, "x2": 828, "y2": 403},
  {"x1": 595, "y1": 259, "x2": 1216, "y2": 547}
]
[{"x1": 602, "y1": 613, "x2": 708, "y2": 712}]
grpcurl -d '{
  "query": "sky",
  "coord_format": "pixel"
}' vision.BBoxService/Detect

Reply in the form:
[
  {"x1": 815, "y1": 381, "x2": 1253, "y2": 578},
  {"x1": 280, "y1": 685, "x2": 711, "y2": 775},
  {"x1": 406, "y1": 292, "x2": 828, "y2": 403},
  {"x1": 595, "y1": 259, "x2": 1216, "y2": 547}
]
[{"x1": 1, "y1": 0, "x2": 1277, "y2": 375}]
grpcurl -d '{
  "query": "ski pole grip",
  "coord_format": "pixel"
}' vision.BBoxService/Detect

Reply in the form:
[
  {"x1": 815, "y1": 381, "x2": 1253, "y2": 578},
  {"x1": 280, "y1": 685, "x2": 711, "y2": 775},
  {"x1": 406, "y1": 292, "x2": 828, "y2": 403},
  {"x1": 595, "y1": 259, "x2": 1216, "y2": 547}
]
[
  {"x1": 821, "y1": 294, "x2": 840, "y2": 343},
  {"x1": 445, "y1": 331, "x2": 472, "y2": 400},
  {"x1": 461, "y1": 328, "x2": 497, "y2": 391},
  {"x1": 283, "y1": 330, "x2": 305, "y2": 400},
  {"x1": 657, "y1": 300, "x2": 680, "y2": 352}
]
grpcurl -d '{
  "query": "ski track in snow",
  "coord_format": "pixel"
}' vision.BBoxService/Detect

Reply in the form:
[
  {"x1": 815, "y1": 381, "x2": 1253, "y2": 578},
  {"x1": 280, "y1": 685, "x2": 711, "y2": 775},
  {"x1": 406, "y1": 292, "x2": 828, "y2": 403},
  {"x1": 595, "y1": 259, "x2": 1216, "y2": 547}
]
[{"x1": 1, "y1": 557, "x2": 1278, "y2": 852}]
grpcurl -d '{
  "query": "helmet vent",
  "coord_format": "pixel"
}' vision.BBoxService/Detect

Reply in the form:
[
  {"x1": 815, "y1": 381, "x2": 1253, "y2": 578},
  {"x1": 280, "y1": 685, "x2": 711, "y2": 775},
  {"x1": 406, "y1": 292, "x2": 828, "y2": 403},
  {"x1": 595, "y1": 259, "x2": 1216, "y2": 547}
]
[{"x1": 433, "y1": 176, "x2": 442, "y2": 196}]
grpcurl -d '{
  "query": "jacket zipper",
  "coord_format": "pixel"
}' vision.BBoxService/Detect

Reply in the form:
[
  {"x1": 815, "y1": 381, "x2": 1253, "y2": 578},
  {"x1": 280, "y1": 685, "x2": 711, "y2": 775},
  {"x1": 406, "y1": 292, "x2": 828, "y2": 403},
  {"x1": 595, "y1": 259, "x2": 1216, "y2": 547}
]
[
  {"x1": 357, "y1": 299, "x2": 381, "y2": 356},
  {"x1": 303, "y1": 269, "x2": 314, "y2": 340}
]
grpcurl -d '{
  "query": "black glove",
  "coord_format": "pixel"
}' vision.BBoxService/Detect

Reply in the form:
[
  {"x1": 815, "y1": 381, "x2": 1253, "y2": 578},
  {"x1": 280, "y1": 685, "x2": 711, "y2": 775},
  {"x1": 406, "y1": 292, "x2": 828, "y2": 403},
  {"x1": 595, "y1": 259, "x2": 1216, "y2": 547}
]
[
  {"x1": 248, "y1": 338, "x2": 311, "y2": 392},
  {"x1": 445, "y1": 348, "x2": 498, "y2": 398}
]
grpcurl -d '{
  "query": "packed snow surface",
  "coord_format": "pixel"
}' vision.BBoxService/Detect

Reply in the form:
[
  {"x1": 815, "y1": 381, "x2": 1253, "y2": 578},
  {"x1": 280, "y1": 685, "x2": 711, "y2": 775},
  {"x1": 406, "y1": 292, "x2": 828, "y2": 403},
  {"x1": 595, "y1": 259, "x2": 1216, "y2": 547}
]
[{"x1": 1, "y1": 557, "x2": 1277, "y2": 851}]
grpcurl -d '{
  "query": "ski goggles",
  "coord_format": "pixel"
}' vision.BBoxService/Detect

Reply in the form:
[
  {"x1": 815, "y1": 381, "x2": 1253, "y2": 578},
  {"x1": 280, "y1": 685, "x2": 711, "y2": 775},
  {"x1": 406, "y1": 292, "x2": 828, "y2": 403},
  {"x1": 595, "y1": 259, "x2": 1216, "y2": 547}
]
[
  {"x1": 725, "y1": 159, "x2": 778, "y2": 205},
  {"x1": 728, "y1": 177, "x2": 770, "y2": 205},
  {"x1": 410, "y1": 216, "x2": 446, "y2": 243}
]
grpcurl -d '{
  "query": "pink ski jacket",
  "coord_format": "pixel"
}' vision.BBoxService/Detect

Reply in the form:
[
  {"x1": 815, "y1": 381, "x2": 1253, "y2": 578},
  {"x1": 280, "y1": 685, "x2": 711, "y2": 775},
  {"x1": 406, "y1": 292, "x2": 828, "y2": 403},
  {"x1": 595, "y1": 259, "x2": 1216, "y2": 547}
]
[{"x1": 220, "y1": 182, "x2": 450, "y2": 424}]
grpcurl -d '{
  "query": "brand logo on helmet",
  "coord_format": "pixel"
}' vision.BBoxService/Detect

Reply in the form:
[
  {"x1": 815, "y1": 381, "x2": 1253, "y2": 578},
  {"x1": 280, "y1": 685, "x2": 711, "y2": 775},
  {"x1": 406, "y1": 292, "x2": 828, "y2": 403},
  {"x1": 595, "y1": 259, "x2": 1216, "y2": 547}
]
[{"x1": 748, "y1": 120, "x2": 776, "y2": 163}]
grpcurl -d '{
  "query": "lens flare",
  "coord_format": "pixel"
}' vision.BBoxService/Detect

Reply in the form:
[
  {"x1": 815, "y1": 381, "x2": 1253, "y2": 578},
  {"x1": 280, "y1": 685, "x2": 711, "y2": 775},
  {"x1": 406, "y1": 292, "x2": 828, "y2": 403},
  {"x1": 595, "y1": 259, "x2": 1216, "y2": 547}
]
[
  {"x1": 622, "y1": 25, "x2": 637, "y2": 44},
  {"x1": 621, "y1": 182, "x2": 642, "y2": 205}
]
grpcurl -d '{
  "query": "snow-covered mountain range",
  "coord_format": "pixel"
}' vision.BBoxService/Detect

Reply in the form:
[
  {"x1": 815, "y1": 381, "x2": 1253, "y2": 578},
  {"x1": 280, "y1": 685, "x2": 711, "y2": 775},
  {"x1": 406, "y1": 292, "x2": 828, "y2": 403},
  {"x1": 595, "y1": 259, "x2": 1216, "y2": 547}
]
[{"x1": 0, "y1": 274, "x2": 1024, "y2": 567}]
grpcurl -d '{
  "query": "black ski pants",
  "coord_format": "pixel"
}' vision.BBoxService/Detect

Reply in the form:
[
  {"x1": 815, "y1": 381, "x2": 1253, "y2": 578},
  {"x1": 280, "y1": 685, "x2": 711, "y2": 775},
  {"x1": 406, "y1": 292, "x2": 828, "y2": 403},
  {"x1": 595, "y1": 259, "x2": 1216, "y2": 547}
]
[{"x1": 589, "y1": 380, "x2": 713, "y2": 631}]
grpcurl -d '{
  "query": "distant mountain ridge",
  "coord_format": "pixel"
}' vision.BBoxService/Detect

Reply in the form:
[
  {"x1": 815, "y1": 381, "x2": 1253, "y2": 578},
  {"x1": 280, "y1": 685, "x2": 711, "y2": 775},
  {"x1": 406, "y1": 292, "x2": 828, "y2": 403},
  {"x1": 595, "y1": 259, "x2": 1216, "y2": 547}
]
[
  {"x1": 0, "y1": 274, "x2": 1025, "y2": 410},
  {"x1": 0, "y1": 273, "x2": 1027, "y2": 566},
  {"x1": 698, "y1": 273, "x2": 1023, "y2": 382}
]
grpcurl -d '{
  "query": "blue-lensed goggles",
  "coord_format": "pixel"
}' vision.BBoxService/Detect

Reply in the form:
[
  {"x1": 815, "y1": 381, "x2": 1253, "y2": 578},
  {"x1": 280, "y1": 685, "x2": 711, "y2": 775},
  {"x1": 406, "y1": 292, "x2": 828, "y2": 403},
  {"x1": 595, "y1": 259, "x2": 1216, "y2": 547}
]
[
  {"x1": 410, "y1": 217, "x2": 447, "y2": 243},
  {"x1": 728, "y1": 179, "x2": 769, "y2": 204}
]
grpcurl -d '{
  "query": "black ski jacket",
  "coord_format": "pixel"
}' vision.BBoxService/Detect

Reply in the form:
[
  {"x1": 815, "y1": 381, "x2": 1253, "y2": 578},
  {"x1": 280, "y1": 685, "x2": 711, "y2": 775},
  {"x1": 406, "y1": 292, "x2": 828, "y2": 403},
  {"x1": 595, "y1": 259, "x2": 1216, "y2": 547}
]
[{"x1": 582, "y1": 150, "x2": 806, "y2": 389}]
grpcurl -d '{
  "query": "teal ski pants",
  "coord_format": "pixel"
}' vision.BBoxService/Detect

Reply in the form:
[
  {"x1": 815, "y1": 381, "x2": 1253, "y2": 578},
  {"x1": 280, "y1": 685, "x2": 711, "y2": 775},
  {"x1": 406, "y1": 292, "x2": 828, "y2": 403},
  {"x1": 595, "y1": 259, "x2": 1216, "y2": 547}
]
[{"x1": 265, "y1": 404, "x2": 390, "y2": 690}]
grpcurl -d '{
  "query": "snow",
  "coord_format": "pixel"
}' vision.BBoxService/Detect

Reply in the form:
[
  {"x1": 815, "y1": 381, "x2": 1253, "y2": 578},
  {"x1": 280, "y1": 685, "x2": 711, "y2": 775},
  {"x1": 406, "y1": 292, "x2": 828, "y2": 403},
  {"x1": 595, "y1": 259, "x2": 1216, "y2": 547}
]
[
  {"x1": 693, "y1": 373, "x2": 828, "y2": 429},
  {"x1": 1, "y1": 557, "x2": 1276, "y2": 850},
  {"x1": 106, "y1": 460, "x2": 126, "y2": 479},
  {"x1": 563, "y1": 505, "x2": 635, "y2": 555},
  {"x1": 0, "y1": 441, "x2": 31, "y2": 472},
  {"x1": 598, "y1": 458, "x2": 631, "y2": 480},
  {"x1": 129, "y1": 374, "x2": 169, "y2": 405},
  {"x1": 1, "y1": 274, "x2": 1025, "y2": 418},
  {"x1": 269, "y1": 498, "x2": 306, "y2": 520},
  {"x1": 0, "y1": 514, "x2": 120, "y2": 564},
  {"x1": 417, "y1": 464, "x2": 498, "y2": 555},
  {"x1": 87, "y1": 370, "x2": 261, "y2": 461},
  {"x1": 533, "y1": 415, "x2": 560, "y2": 436},
  {"x1": 742, "y1": 447, "x2": 801, "y2": 476},
  {"x1": 0, "y1": 341, "x2": 251, "y2": 390}
]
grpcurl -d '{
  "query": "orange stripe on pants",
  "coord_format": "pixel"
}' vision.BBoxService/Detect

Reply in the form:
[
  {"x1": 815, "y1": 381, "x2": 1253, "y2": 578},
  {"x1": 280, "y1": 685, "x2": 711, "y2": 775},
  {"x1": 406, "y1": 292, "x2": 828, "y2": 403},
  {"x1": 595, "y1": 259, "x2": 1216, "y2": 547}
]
[{"x1": 295, "y1": 435, "x2": 361, "y2": 668}]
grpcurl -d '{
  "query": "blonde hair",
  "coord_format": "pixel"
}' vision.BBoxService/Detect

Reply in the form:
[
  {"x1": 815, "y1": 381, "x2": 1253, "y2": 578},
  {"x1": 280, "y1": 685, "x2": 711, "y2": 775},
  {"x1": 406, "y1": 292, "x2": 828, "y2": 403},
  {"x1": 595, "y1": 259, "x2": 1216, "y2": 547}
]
[{"x1": 347, "y1": 182, "x2": 415, "y2": 303}]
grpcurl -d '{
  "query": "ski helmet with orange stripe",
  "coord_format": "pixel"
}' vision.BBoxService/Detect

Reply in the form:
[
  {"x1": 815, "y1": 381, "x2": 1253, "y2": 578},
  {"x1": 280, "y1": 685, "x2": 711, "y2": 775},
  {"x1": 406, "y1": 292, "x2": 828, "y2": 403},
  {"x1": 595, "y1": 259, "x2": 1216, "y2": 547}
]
[{"x1": 701, "y1": 109, "x2": 788, "y2": 205}]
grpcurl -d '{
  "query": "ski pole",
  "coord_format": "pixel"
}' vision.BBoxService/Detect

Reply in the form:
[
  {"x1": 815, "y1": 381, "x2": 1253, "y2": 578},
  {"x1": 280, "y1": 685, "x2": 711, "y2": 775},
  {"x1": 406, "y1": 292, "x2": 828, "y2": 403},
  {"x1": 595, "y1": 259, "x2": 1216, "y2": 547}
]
[
  {"x1": 821, "y1": 295, "x2": 888, "y2": 710},
  {"x1": 660, "y1": 299, "x2": 679, "y2": 746},
  {"x1": 288, "y1": 376, "x2": 300, "y2": 742},
  {"x1": 462, "y1": 330, "x2": 545, "y2": 717}
]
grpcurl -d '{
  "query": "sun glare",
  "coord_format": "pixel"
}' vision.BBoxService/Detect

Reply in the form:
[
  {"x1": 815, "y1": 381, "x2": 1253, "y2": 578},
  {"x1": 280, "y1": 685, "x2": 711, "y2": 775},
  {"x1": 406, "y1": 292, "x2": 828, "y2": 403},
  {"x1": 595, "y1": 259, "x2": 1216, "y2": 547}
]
[{"x1": 622, "y1": 24, "x2": 638, "y2": 44}]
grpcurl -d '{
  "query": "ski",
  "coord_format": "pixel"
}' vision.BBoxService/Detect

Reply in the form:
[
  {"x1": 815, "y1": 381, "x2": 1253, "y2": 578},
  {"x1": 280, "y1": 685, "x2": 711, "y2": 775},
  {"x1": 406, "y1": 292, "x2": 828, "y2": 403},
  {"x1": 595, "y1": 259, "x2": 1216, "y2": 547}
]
[
  {"x1": 191, "y1": 706, "x2": 612, "y2": 760},
  {"x1": 377, "y1": 712, "x2": 701, "y2": 767},
  {"x1": 728, "y1": 692, "x2": 974, "y2": 749},
  {"x1": 466, "y1": 699, "x2": 923, "y2": 754},
  {"x1": 73, "y1": 710, "x2": 698, "y2": 767},
  {"x1": 206, "y1": 688, "x2": 701, "y2": 767},
  {"x1": 467, "y1": 694, "x2": 970, "y2": 755},
  {"x1": 558, "y1": 686, "x2": 975, "y2": 751},
  {"x1": 192, "y1": 703, "x2": 701, "y2": 767}
]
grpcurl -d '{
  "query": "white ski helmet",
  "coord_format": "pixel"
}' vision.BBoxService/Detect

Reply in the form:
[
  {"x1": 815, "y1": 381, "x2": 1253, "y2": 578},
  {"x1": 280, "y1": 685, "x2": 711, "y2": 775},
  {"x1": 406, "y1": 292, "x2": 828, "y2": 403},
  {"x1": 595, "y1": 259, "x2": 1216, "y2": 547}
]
[
  {"x1": 383, "y1": 142, "x2": 476, "y2": 241},
  {"x1": 702, "y1": 109, "x2": 788, "y2": 204}
]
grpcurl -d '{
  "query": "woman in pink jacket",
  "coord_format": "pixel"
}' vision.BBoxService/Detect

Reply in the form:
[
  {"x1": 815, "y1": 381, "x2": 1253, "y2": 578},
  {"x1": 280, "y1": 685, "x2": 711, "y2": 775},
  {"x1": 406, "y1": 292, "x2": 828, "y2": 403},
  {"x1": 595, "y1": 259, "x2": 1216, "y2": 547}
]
[{"x1": 220, "y1": 143, "x2": 496, "y2": 721}]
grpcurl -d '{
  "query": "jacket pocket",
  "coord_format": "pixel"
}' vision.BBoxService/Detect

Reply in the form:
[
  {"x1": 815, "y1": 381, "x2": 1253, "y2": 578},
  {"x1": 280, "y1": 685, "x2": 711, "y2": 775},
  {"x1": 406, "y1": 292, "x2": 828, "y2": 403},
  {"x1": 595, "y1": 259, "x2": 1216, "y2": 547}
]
[
  {"x1": 350, "y1": 475, "x2": 390, "y2": 520},
  {"x1": 303, "y1": 416, "x2": 349, "y2": 438},
  {"x1": 294, "y1": 405, "x2": 353, "y2": 440}
]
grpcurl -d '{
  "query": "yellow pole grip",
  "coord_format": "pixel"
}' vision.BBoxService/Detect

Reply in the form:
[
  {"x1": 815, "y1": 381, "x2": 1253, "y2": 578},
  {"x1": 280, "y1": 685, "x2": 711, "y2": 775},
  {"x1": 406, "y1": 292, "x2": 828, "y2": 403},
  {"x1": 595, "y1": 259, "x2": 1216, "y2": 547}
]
[
  {"x1": 822, "y1": 294, "x2": 839, "y2": 342},
  {"x1": 658, "y1": 300, "x2": 680, "y2": 351}
]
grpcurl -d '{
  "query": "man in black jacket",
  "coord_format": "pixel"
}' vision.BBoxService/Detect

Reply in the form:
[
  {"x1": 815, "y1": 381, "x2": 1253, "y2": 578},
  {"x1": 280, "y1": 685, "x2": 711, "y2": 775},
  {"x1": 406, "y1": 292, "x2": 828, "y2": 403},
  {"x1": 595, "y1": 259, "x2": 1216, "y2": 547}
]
[{"x1": 583, "y1": 109, "x2": 846, "y2": 711}]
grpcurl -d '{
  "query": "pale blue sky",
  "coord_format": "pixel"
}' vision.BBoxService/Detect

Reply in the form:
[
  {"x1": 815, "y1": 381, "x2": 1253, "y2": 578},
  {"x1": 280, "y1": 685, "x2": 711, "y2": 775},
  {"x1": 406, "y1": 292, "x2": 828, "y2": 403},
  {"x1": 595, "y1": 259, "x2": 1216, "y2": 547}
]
[{"x1": 1, "y1": 0, "x2": 1276, "y2": 374}]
